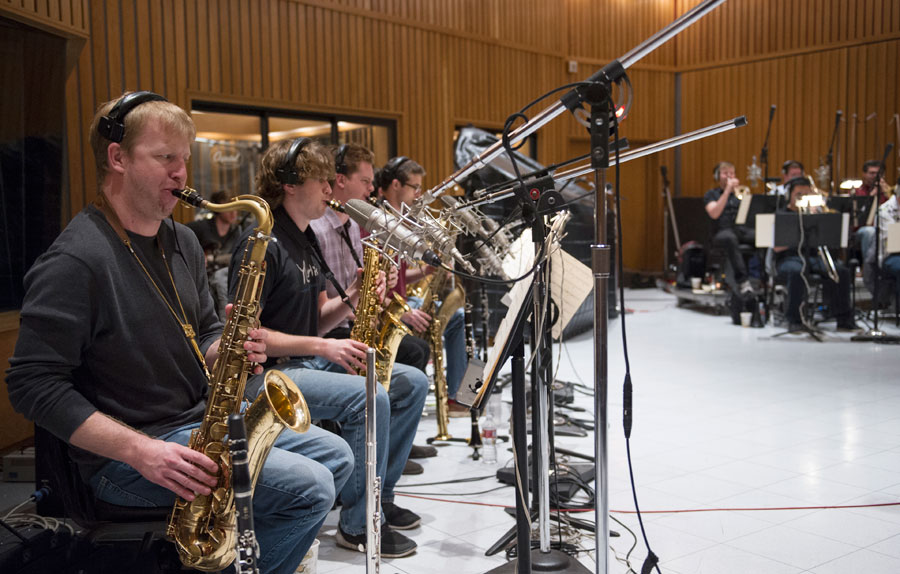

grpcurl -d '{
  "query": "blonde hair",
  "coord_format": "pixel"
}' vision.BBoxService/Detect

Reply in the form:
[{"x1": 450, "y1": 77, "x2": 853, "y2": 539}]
[
  {"x1": 89, "y1": 94, "x2": 195, "y2": 186},
  {"x1": 256, "y1": 139, "x2": 334, "y2": 210}
]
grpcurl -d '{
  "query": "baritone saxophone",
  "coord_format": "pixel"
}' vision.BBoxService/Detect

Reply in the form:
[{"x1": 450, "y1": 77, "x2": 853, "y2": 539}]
[{"x1": 167, "y1": 187, "x2": 310, "y2": 572}]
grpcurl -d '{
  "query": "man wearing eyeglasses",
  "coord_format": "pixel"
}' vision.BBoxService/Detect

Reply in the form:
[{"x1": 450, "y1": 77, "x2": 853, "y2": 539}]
[{"x1": 377, "y1": 157, "x2": 470, "y2": 418}]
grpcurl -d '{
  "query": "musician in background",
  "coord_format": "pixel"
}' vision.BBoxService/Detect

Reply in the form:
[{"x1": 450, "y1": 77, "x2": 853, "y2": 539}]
[
  {"x1": 774, "y1": 178, "x2": 857, "y2": 333},
  {"x1": 186, "y1": 189, "x2": 242, "y2": 262},
  {"x1": 6, "y1": 93, "x2": 351, "y2": 574},
  {"x1": 187, "y1": 189, "x2": 243, "y2": 319},
  {"x1": 229, "y1": 139, "x2": 427, "y2": 558},
  {"x1": 771, "y1": 160, "x2": 805, "y2": 200},
  {"x1": 377, "y1": 157, "x2": 470, "y2": 418},
  {"x1": 871, "y1": 186, "x2": 900, "y2": 302},
  {"x1": 854, "y1": 160, "x2": 893, "y2": 287},
  {"x1": 704, "y1": 161, "x2": 755, "y2": 294},
  {"x1": 310, "y1": 143, "x2": 436, "y2": 465}
]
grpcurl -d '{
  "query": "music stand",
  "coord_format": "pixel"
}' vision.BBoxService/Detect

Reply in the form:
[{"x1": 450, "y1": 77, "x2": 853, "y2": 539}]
[
  {"x1": 827, "y1": 195, "x2": 874, "y2": 229},
  {"x1": 770, "y1": 213, "x2": 845, "y2": 341}
]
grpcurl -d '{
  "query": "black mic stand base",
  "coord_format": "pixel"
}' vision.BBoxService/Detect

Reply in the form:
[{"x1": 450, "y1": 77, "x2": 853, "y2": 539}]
[
  {"x1": 485, "y1": 550, "x2": 591, "y2": 573},
  {"x1": 851, "y1": 329, "x2": 900, "y2": 344}
]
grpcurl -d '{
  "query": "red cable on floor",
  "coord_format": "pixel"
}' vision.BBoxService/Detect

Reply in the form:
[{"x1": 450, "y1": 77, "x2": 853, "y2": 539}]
[{"x1": 397, "y1": 493, "x2": 900, "y2": 514}]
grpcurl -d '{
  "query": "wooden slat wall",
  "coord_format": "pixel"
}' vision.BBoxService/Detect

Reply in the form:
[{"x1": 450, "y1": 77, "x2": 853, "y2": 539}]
[
  {"x1": 677, "y1": 0, "x2": 900, "y2": 197},
  {"x1": 62, "y1": 0, "x2": 679, "y2": 226},
  {"x1": 0, "y1": 0, "x2": 88, "y2": 38}
]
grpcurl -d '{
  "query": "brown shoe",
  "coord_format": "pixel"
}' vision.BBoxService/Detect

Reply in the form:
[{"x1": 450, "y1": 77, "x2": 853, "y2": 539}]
[{"x1": 448, "y1": 400, "x2": 469, "y2": 418}]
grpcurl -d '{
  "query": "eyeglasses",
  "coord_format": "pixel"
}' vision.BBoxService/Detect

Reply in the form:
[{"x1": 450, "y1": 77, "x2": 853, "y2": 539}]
[{"x1": 403, "y1": 183, "x2": 422, "y2": 193}]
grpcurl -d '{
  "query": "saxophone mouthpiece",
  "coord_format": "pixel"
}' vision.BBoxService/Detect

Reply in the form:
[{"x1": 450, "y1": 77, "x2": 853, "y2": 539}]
[
  {"x1": 327, "y1": 199, "x2": 345, "y2": 213},
  {"x1": 172, "y1": 187, "x2": 207, "y2": 208}
]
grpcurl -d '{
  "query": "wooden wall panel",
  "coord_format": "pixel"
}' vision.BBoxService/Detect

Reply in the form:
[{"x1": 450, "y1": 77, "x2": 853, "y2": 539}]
[{"x1": 0, "y1": 0, "x2": 89, "y2": 38}]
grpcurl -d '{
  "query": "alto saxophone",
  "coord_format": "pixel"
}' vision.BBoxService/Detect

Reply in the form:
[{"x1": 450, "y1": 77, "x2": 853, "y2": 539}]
[
  {"x1": 329, "y1": 200, "x2": 410, "y2": 390},
  {"x1": 167, "y1": 188, "x2": 310, "y2": 572}
]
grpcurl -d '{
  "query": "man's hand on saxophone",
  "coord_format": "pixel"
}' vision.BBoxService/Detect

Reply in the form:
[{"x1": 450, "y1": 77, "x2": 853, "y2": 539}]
[
  {"x1": 401, "y1": 308, "x2": 431, "y2": 333},
  {"x1": 201, "y1": 303, "x2": 270, "y2": 374}
]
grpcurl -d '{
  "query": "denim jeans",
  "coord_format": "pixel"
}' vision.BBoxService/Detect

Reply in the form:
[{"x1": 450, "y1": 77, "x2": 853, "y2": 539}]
[
  {"x1": 883, "y1": 254, "x2": 900, "y2": 299},
  {"x1": 407, "y1": 295, "x2": 467, "y2": 399},
  {"x1": 272, "y1": 357, "x2": 428, "y2": 536},
  {"x1": 776, "y1": 254, "x2": 852, "y2": 324},
  {"x1": 88, "y1": 418, "x2": 352, "y2": 574}
]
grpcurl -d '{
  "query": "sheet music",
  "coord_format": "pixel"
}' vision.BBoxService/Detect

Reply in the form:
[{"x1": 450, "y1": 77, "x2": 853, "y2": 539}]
[
  {"x1": 735, "y1": 194, "x2": 752, "y2": 225},
  {"x1": 755, "y1": 213, "x2": 775, "y2": 247},
  {"x1": 888, "y1": 222, "x2": 900, "y2": 254},
  {"x1": 550, "y1": 249, "x2": 592, "y2": 339}
]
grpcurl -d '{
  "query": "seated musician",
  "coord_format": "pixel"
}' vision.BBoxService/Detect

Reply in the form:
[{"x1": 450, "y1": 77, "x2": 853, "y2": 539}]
[
  {"x1": 228, "y1": 138, "x2": 428, "y2": 558},
  {"x1": 854, "y1": 160, "x2": 893, "y2": 282},
  {"x1": 874, "y1": 188, "x2": 900, "y2": 302},
  {"x1": 376, "y1": 156, "x2": 470, "y2": 418},
  {"x1": 771, "y1": 160, "x2": 805, "y2": 199},
  {"x1": 309, "y1": 143, "x2": 435, "y2": 464},
  {"x1": 703, "y1": 161, "x2": 755, "y2": 294},
  {"x1": 6, "y1": 93, "x2": 352, "y2": 574},
  {"x1": 774, "y1": 177, "x2": 857, "y2": 333},
  {"x1": 187, "y1": 189, "x2": 243, "y2": 319}
]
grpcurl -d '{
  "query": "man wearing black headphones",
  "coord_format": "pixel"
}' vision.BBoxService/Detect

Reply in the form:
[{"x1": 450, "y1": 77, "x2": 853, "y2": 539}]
[
  {"x1": 6, "y1": 92, "x2": 352, "y2": 574},
  {"x1": 704, "y1": 161, "x2": 756, "y2": 294},
  {"x1": 228, "y1": 138, "x2": 428, "y2": 558}
]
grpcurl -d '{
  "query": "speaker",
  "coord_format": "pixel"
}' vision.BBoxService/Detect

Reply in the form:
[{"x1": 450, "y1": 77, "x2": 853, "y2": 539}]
[{"x1": 97, "y1": 91, "x2": 167, "y2": 143}]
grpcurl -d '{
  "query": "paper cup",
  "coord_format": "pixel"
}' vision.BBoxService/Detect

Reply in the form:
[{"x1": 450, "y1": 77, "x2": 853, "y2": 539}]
[
  {"x1": 690, "y1": 277, "x2": 701, "y2": 290},
  {"x1": 740, "y1": 311, "x2": 752, "y2": 327}
]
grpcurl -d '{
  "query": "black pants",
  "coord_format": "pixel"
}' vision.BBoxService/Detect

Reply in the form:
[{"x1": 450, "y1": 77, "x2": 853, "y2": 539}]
[
  {"x1": 324, "y1": 327, "x2": 430, "y2": 373},
  {"x1": 711, "y1": 227, "x2": 755, "y2": 284}
]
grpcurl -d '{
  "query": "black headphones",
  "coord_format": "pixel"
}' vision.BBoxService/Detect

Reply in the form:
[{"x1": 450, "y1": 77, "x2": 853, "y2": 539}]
[
  {"x1": 275, "y1": 137, "x2": 312, "y2": 185},
  {"x1": 98, "y1": 91, "x2": 168, "y2": 143},
  {"x1": 334, "y1": 144, "x2": 349, "y2": 175},
  {"x1": 381, "y1": 156, "x2": 410, "y2": 186}
]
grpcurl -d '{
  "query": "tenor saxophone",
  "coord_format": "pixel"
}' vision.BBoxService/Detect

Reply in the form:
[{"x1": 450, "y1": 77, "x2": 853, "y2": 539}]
[{"x1": 167, "y1": 188, "x2": 310, "y2": 572}]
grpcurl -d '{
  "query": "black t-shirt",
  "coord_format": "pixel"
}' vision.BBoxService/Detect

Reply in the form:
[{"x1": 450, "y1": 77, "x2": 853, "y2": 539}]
[
  {"x1": 704, "y1": 187, "x2": 742, "y2": 233},
  {"x1": 187, "y1": 217, "x2": 241, "y2": 255},
  {"x1": 227, "y1": 207, "x2": 325, "y2": 367}
]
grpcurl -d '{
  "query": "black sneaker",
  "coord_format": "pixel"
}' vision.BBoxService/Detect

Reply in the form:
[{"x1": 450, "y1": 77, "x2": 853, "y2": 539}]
[
  {"x1": 402, "y1": 460, "x2": 423, "y2": 475},
  {"x1": 336, "y1": 525, "x2": 417, "y2": 558},
  {"x1": 382, "y1": 501, "x2": 421, "y2": 530},
  {"x1": 409, "y1": 444, "x2": 438, "y2": 458}
]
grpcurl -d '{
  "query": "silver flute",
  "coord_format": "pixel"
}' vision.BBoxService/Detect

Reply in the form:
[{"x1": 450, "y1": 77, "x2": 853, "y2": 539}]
[
  {"x1": 365, "y1": 348, "x2": 381, "y2": 573},
  {"x1": 228, "y1": 414, "x2": 260, "y2": 574}
]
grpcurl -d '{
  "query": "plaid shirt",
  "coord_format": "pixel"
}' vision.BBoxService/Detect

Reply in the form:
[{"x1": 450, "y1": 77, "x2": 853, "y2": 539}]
[{"x1": 309, "y1": 208, "x2": 364, "y2": 330}]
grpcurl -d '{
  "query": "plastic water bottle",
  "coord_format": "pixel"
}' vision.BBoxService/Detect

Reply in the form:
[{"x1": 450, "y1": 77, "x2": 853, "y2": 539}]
[{"x1": 482, "y1": 412, "x2": 498, "y2": 464}]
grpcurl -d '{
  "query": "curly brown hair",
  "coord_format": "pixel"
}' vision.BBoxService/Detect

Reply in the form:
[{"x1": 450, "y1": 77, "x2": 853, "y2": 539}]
[{"x1": 256, "y1": 139, "x2": 334, "y2": 210}]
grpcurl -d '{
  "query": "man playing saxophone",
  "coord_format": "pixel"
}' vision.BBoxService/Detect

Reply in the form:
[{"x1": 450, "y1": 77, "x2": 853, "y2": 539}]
[
  {"x1": 227, "y1": 138, "x2": 428, "y2": 558},
  {"x1": 5, "y1": 92, "x2": 353, "y2": 574},
  {"x1": 311, "y1": 143, "x2": 437, "y2": 471},
  {"x1": 376, "y1": 157, "x2": 471, "y2": 418}
]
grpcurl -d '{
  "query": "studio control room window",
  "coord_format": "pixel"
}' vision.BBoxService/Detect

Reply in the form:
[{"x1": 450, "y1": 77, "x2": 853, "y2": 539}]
[{"x1": 190, "y1": 103, "x2": 396, "y2": 200}]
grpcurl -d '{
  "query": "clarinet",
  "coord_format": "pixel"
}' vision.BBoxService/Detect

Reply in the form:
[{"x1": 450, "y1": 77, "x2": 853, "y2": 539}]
[
  {"x1": 228, "y1": 414, "x2": 260, "y2": 574},
  {"x1": 464, "y1": 301, "x2": 483, "y2": 458},
  {"x1": 364, "y1": 349, "x2": 381, "y2": 573}
]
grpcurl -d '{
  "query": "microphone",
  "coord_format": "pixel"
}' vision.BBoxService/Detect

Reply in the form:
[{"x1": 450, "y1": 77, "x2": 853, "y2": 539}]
[
  {"x1": 441, "y1": 196, "x2": 508, "y2": 278},
  {"x1": 343, "y1": 199, "x2": 443, "y2": 267},
  {"x1": 769, "y1": 104, "x2": 776, "y2": 121},
  {"x1": 835, "y1": 110, "x2": 842, "y2": 125}
]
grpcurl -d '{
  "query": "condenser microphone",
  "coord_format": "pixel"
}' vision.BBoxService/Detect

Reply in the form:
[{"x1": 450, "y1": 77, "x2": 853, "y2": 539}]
[
  {"x1": 769, "y1": 104, "x2": 776, "y2": 121},
  {"x1": 343, "y1": 199, "x2": 443, "y2": 267},
  {"x1": 441, "y1": 196, "x2": 508, "y2": 278}
]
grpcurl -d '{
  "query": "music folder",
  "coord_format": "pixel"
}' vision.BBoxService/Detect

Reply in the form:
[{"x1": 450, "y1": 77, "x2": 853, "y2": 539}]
[
  {"x1": 827, "y1": 195, "x2": 874, "y2": 228},
  {"x1": 736, "y1": 195, "x2": 777, "y2": 226},
  {"x1": 887, "y1": 222, "x2": 900, "y2": 254},
  {"x1": 756, "y1": 212, "x2": 850, "y2": 248}
]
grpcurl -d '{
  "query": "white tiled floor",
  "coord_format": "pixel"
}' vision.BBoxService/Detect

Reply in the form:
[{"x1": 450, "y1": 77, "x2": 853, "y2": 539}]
[{"x1": 314, "y1": 288, "x2": 900, "y2": 574}]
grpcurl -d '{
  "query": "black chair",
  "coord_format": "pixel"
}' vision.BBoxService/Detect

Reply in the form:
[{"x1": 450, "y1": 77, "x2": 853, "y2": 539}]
[{"x1": 34, "y1": 426, "x2": 189, "y2": 573}]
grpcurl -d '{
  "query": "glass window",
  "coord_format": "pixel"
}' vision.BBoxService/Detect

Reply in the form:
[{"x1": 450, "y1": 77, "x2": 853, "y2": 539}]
[{"x1": 190, "y1": 102, "x2": 397, "y2": 201}]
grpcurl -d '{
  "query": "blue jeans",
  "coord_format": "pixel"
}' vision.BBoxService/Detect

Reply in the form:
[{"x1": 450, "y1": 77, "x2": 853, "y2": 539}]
[
  {"x1": 883, "y1": 254, "x2": 900, "y2": 298},
  {"x1": 776, "y1": 254, "x2": 852, "y2": 324},
  {"x1": 272, "y1": 357, "x2": 428, "y2": 536},
  {"x1": 88, "y1": 417, "x2": 352, "y2": 574},
  {"x1": 407, "y1": 295, "x2": 467, "y2": 399}
]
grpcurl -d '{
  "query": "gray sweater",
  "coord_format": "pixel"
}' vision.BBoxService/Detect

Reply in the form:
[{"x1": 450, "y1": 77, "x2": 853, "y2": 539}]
[{"x1": 6, "y1": 205, "x2": 223, "y2": 479}]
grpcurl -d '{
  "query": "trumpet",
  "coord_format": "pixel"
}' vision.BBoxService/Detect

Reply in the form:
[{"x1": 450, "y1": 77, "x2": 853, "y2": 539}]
[{"x1": 733, "y1": 185, "x2": 751, "y2": 200}]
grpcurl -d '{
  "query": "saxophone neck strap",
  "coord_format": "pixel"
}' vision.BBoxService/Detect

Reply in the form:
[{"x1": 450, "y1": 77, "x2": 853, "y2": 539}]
[{"x1": 94, "y1": 192, "x2": 211, "y2": 378}]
